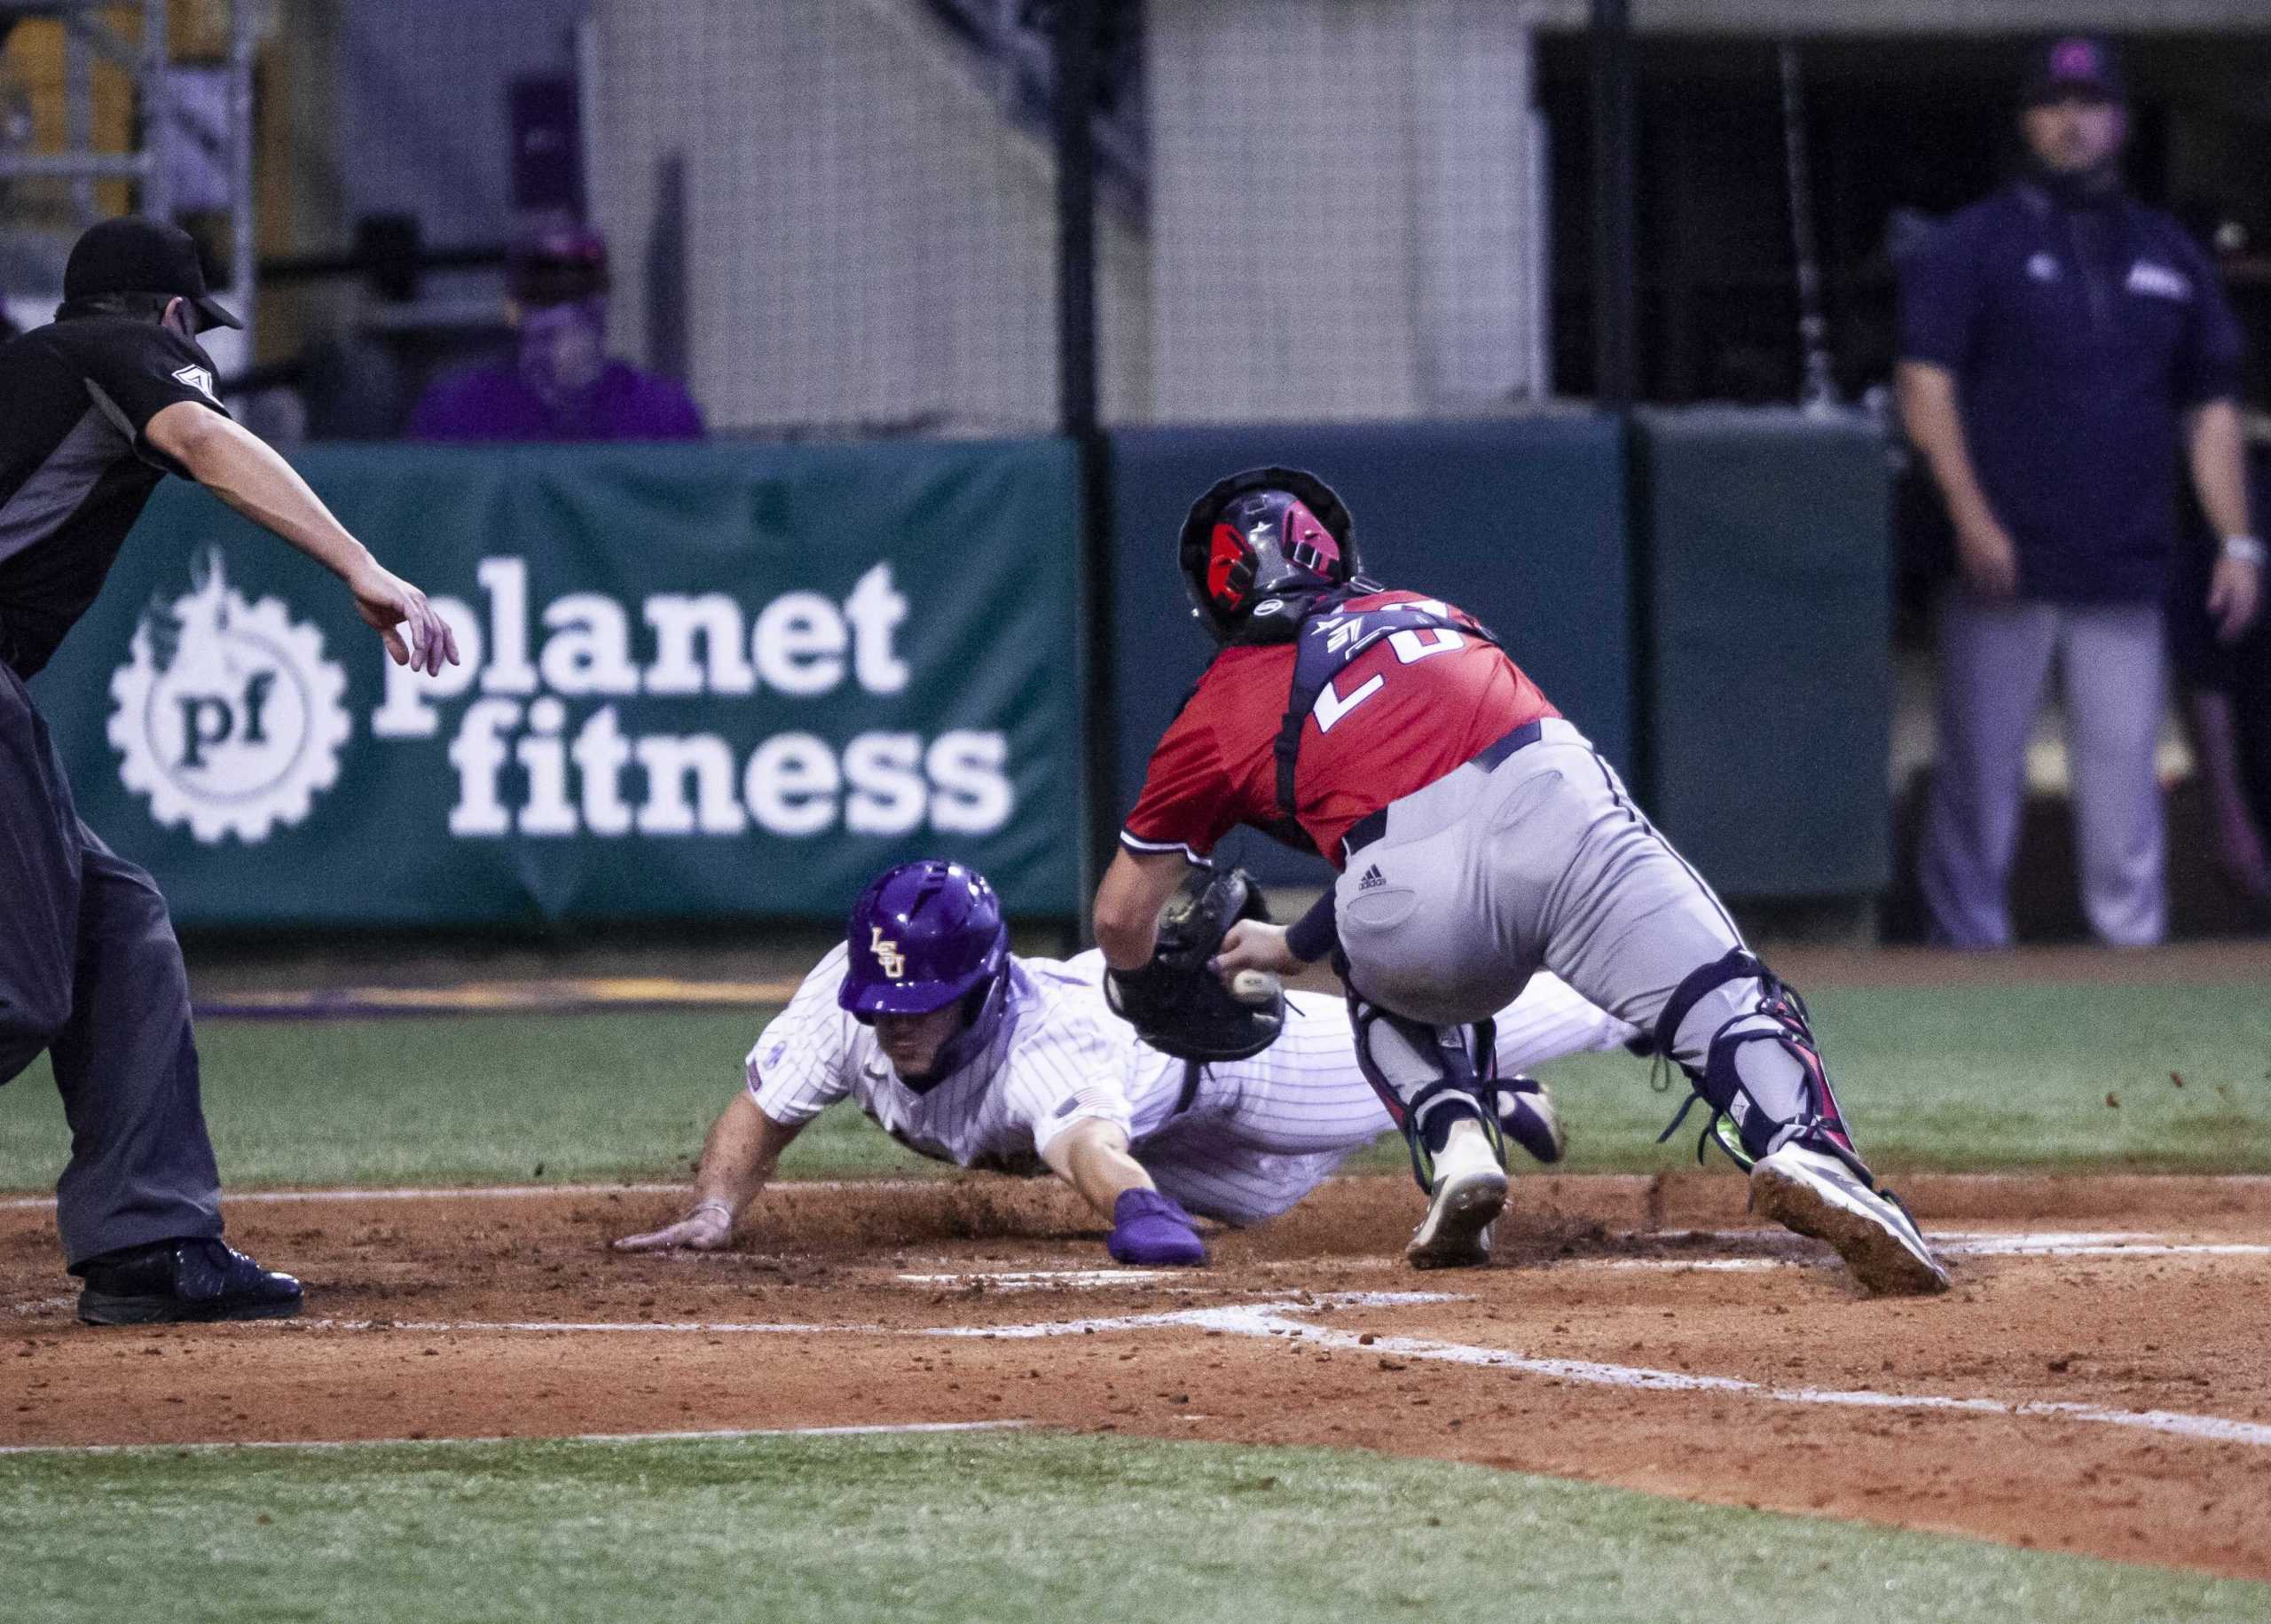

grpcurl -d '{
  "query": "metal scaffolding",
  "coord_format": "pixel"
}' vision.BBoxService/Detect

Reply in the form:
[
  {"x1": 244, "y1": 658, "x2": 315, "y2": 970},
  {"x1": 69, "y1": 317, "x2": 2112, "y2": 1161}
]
[{"x1": 0, "y1": 0, "x2": 257, "y2": 352}]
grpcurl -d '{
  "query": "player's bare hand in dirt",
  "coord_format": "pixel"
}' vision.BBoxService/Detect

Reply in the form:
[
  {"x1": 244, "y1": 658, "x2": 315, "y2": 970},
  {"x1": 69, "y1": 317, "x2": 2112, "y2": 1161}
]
[
  {"x1": 614, "y1": 1202, "x2": 734, "y2": 1252},
  {"x1": 2207, "y1": 555, "x2": 2261, "y2": 645},
  {"x1": 1213, "y1": 919, "x2": 1303, "y2": 978},
  {"x1": 348, "y1": 560, "x2": 460, "y2": 677},
  {"x1": 1954, "y1": 514, "x2": 2020, "y2": 598}
]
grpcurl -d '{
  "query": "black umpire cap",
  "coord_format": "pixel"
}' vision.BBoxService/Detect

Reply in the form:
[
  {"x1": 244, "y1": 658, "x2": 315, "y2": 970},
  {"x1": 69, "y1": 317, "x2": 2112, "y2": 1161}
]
[{"x1": 63, "y1": 216, "x2": 243, "y2": 331}]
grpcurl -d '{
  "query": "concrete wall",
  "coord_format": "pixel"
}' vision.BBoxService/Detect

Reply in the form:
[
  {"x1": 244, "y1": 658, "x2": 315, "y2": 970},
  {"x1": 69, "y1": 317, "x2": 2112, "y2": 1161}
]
[
  {"x1": 592, "y1": 0, "x2": 1149, "y2": 434},
  {"x1": 331, "y1": 0, "x2": 589, "y2": 252},
  {"x1": 591, "y1": 0, "x2": 1542, "y2": 432},
  {"x1": 1144, "y1": 0, "x2": 1542, "y2": 422}
]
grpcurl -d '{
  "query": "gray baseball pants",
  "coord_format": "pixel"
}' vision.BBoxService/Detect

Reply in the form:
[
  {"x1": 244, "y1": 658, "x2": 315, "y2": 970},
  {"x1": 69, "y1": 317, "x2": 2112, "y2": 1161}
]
[
  {"x1": 1333, "y1": 718, "x2": 1819, "y2": 1138},
  {"x1": 1, "y1": 661, "x2": 224, "y2": 1268},
  {"x1": 1919, "y1": 594, "x2": 2166, "y2": 948}
]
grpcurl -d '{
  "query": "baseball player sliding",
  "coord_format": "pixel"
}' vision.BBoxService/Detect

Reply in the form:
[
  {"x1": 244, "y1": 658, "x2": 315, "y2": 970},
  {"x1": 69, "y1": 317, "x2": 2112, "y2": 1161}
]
[
  {"x1": 615, "y1": 859, "x2": 1635, "y2": 1264},
  {"x1": 1096, "y1": 467, "x2": 1950, "y2": 1293}
]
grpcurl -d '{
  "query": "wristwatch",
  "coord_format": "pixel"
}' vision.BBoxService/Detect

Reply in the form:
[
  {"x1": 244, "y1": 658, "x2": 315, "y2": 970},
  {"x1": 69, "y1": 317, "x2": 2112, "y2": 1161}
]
[{"x1": 2222, "y1": 535, "x2": 2268, "y2": 567}]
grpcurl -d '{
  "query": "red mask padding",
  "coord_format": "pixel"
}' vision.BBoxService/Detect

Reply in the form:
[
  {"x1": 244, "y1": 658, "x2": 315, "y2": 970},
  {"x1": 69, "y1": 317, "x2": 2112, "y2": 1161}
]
[{"x1": 1207, "y1": 522, "x2": 1250, "y2": 608}]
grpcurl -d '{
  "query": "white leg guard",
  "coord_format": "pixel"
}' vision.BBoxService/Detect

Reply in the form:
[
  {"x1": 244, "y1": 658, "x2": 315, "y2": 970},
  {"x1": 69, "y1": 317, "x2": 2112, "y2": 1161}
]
[
  {"x1": 1651, "y1": 951, "x2": 1858, "y2": 1173},
  {"x1": 1649, "y1": 951, "x2": 1949, "y2": 1297}
]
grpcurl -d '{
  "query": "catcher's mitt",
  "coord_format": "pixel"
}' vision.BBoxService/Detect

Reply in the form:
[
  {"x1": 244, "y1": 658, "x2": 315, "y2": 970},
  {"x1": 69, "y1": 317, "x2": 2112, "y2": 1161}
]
[{"x1": 1104, "y1": 866, "x2": 1285, "y2": 1062}]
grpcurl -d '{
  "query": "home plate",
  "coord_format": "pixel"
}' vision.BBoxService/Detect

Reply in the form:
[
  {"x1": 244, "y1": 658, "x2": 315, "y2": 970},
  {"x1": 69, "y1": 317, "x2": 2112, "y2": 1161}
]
[{"x1": 896, "y1": 1269, "x2": 1178, "y2": 1290}]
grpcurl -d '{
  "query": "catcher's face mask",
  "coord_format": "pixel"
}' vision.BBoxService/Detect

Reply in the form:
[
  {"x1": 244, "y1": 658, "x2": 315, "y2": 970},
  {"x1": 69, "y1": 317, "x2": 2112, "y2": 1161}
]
[{"x1": 1178, "y1": 467, "x2": 1360, "y2": 645}]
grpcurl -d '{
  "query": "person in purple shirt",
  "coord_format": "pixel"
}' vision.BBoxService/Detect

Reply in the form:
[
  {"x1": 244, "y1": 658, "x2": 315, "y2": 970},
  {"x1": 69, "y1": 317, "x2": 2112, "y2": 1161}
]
[
  {"x1": 408, "y1": 227, "x2": 703, "y2": 443},
  {"x1": 1897, "y1": 35, "x2": 2260, "y2": 948}
]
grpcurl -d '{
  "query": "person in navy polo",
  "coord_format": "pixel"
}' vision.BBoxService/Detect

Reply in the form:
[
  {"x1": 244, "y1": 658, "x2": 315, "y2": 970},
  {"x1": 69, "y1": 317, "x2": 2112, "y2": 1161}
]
[
  {"x1": 407, "y1": 226, "x2": 703, "y2": 444},
  {"x1": 1898, "y1": 35, "x2": 2262, "y2": 947}
]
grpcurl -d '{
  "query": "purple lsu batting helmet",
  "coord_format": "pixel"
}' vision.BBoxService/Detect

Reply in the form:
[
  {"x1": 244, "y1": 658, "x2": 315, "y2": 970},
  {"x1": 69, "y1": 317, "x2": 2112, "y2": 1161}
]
[{"x1": 837, "y1": 859, "x2": 1011, "y2": 1087}]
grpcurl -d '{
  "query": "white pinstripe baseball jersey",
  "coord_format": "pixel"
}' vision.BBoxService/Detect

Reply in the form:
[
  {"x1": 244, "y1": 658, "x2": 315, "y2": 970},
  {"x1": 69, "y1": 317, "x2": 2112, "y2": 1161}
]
[{"x1": 746, "y1": 946, "x2": 1635, "y2": 1223}]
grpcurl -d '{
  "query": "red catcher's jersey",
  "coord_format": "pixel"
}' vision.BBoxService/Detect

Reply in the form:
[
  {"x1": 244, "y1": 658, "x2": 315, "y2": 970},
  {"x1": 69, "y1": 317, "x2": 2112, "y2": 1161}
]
[{"x1": 1121, "y1": 590, "x2": 1559, "y2": 868}]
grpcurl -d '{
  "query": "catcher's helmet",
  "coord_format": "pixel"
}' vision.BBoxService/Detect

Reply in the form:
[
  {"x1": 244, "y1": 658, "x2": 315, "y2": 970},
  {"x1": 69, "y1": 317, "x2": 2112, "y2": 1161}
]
[
  {"x1": 1177, "y1": 467, "x2": 1361, "y2": 645},
  {"x1": 838, "y1": 859, "x2": 1011, "y2": 1089}
]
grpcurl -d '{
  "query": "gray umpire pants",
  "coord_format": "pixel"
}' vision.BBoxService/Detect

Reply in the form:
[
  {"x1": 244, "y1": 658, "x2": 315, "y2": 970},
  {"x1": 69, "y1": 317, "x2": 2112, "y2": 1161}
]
[
  {"x1": 1335, "y1": 718, "x2": 1753, "y2": 1055},
  {"x1": 1919, "y1": 594, "x2": 2166, "y2": 949},
  {"x1": 1, "y1": 660, "x2": 223, "y2": 1268}
]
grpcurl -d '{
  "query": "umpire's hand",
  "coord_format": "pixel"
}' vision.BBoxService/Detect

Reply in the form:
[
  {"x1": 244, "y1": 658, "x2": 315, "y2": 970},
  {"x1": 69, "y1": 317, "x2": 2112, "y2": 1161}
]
[
  {"x1": 348, "y1": 560, "x2": 459, "y2": 677},
  {"x1": 614, "y1": 1200, "x2": 735, "y2": 1252}
]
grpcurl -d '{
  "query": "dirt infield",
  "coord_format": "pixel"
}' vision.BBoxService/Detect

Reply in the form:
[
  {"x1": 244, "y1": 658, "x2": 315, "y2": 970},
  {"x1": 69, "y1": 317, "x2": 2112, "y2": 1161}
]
[{"x1": 7, "y1": 1173, "x2": 2270, "y2": 1581}]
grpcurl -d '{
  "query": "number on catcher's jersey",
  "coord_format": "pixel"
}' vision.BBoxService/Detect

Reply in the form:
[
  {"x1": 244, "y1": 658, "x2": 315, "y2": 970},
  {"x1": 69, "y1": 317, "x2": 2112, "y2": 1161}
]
[{"x1": 1311, "y1": 603, "x2": 1466, "y2": 735}]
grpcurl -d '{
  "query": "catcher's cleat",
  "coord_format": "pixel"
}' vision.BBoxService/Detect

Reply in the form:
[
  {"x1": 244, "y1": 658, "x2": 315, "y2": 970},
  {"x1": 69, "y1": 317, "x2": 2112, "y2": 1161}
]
[
  {"x1": 1406, "y1": 1118, "x2": 1507, "y2": 1270},
  {"x1": 75, "y1": 1238, "x2": 303, "y2": 1325},
  {"x1": 1750, "y1": 1144, "x2": 1950, "y2": 1297},
  {"x1": 1494, "y1": 1076, "x2": 1566, "y2": 1166}
]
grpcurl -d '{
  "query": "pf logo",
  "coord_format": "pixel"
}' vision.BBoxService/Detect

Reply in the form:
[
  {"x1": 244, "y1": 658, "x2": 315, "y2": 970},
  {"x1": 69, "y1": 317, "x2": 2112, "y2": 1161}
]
[{"x1": 108, "y1": 548, "x2": 350, "y2": 843}]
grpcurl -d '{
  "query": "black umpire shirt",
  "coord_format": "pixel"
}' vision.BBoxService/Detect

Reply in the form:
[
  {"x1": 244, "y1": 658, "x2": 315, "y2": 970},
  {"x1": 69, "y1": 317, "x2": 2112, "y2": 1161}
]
[{"x1": 0, "y1": 315, "x2": 229, "y2": 679}]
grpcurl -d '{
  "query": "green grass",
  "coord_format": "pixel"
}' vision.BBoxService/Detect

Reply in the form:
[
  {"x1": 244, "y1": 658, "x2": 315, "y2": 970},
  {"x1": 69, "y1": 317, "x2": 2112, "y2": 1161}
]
[
  {"x1": 0, "y1": 1010, "x2": 937, "y2": 1190},
  {"x1": 1485, "y1": 977, "x2": 2271, "y2": 1178},
  {"x1": 4, "y1": 1431, "x2": 2260, "y2": 1624},
  {"x1": 4, "y1": 979, "x2": 2267, "y2": 1191}
]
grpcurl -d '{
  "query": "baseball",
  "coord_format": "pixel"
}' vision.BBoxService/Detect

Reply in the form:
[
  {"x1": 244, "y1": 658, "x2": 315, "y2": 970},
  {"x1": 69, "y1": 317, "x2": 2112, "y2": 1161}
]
[{"x1": 1230, "y1": 969, "x2": 1281, "y2": 1007}]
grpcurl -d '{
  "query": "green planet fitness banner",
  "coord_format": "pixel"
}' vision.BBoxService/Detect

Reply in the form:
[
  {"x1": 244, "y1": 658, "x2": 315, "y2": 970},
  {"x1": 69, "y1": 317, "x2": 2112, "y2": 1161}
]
[{"x1": 27, "y1": 439, "x2": 1084, "y2": 925}]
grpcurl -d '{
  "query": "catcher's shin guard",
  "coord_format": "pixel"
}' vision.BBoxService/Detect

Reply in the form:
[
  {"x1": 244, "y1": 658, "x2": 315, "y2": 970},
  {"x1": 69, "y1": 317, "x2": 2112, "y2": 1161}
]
[
  {"x1": 1348, "y1": 1000, "x2": 1504, "y2": 1188},
  {"x1": 1646, "y1": 951, "x2": 1947, "y2": 1294},
  {"x1": 1647, "y1": 949, "x2": 1858, "y2": 1175}
]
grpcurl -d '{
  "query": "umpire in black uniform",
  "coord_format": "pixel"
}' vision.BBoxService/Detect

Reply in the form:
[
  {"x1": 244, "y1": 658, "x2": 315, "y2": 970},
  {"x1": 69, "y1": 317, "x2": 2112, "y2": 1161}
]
[{"x1": 0, "y1": 217, "x2": 459, "y2": 1323}]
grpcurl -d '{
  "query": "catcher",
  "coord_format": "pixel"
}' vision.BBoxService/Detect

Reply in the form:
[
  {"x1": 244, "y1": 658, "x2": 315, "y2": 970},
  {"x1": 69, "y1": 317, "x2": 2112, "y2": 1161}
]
[
  {"x1": 1099, "y1": 467, "x2": 1949, "y2": 1292},
  {"x1": 615, "y1": 859, "x2": 1636, "y2": 1264}
]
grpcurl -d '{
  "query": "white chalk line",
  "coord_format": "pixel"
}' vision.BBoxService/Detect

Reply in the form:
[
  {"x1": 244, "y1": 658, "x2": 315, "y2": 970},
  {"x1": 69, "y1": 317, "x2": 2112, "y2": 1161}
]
[
  {"x1": 897, "y1": 1269, "x2": 1182, "y2": 1290},
  {"x1": 1568, "y1": 1231, "x2": 2271, "y2": 1274},
  {"x1": 274, "y1": 1289, "x2": 2271, "y2": 1452},
  {"x1": 1935, "y1": 1230, "x2": 2271, "y2": 1258},
  {"x1": 921, "y1": 1291, "x2": 1460, "y2": 1338},
  {"x1": 1582, "y1": 1259, "x2": 1787, "y2": 1274},
  {"x1": 12, "y1": 1289, "x2": 2269, "y2": 1457},
  {"x1": 0, "y1": 1180, "x2": 922, "y2": 1212},
  {"x1": 292, "y1": 1291, "x2": 1457, "y2": 1339},
  {"x1": 0, "y1": 1419, "x2": 1029, "y2": 1458},
  {"x1": 308, "y1": 1317, "x2": 889, "y2": 1335},
  {"x1": 1239, "y1": 1314, "x2": 2271, "y2": 1450},
  {"x1": 1088, "y1": 1299, "x2": 2271, "y2": 1451}
]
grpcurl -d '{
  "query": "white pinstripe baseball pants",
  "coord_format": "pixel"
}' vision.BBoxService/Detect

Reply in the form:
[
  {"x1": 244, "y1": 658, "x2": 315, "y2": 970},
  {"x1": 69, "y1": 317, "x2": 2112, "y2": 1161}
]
[{"x1": 1135, "y1": 972, "x2": 1634, "y2": 1226}]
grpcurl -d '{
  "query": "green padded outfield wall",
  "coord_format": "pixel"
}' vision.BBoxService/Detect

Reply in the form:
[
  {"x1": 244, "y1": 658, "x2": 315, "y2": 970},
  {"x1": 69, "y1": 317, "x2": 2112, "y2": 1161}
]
[
  {"x1": 1637, "y1": 407, "x2": 1893, "y2": 898},
  {"x1": 28, "y1": 439, "x2": 1085, "y2": 926},
  {"x1": 1107, "y1": 419, "x2": 1631, "y2": 888}
]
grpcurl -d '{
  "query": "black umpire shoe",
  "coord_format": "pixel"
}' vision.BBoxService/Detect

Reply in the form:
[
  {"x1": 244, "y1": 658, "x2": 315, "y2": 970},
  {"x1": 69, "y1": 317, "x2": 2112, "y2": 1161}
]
[{"x1": 75, "y1": 1238, "x2": 303, "y2": 1325}]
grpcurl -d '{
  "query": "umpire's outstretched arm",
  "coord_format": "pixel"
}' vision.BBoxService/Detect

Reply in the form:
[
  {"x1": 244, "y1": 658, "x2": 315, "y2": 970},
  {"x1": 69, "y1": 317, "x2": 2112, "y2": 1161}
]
[{"x1": 145, "y1": 401, "x2": 460, "y2": 676}]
